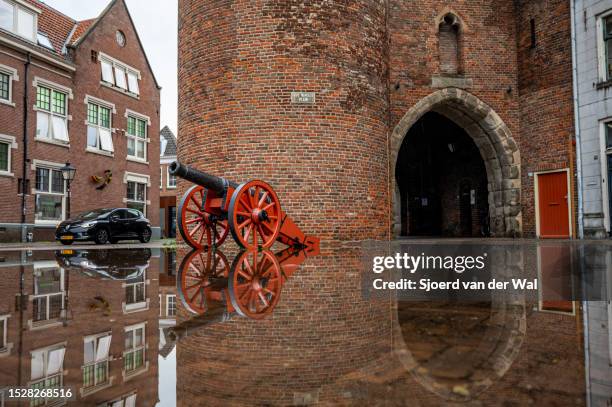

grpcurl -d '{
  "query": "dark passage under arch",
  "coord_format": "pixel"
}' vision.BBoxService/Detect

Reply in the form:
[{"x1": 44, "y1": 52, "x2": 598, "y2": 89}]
[{"x1": 395, "y1": 112, "x2": 490, "y2": 237}]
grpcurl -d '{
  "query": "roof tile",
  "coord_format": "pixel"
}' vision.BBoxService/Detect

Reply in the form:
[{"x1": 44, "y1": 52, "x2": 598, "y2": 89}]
[
  {"x1": 160, "y1": 126, "x2": 177, "y2": 157},
  {"x1": 23, "y1": 0, "x2": 76, "y2": 56},
  {"x1": 68, "y1": 18, "x2": 95, "y2": 46}
]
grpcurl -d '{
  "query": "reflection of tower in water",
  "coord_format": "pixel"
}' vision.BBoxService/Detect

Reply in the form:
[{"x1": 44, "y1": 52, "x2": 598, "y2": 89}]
[
  {"x1": 174, "y1": 243, "x2": 589, "y2": 406},
  {"x1": 175, "y1": 247, "x2": 394, "y2": 405}
]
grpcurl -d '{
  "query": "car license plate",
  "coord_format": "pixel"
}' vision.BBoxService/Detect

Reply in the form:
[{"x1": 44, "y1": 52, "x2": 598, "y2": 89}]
[
  {"x1": 60, "y1": 235, "x2": 73, "y2": 240},
  {"x1": 61, "y1": 250, "x2": 73, "y2": 255}
]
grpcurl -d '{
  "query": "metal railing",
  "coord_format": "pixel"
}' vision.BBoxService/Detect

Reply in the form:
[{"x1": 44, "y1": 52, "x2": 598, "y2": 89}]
[
  {"x1": 123, "y1": 347, "x2": 145, "y2": 373},
  {"x1": 30, "y1": 373, "x2": 62, "y2": 406},
  {"x1": 82, "y1": 359, "x2": 109, "y2": 389}
]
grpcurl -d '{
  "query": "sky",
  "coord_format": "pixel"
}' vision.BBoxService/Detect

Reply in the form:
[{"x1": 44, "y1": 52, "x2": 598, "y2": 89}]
[{"x1": 42, "y1": 0, "x2": 179, "y2": 135}]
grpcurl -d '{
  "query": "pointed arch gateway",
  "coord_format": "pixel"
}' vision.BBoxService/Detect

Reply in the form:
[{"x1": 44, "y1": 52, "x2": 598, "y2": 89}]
[{"x1": 390, "y1": 88, "x2": 522, "y2": 237}]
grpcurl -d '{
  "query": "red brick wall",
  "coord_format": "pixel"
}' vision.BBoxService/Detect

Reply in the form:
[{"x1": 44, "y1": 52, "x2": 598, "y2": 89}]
[
  {"x1": 0, "y1": 53, "x2": 74, "y2": 225},
  {"x1": 0, "y1": 0, "x2": 161, "y2": 240},
  {"x1": 178, "y1": 0, "x2": 390, "y2": 243},
  {"x1": 516, "y1": 0, "x2": 576, "y2": 237},
  {"x1": 0, "y1": 52, "x2": 24, "y2": 225}
]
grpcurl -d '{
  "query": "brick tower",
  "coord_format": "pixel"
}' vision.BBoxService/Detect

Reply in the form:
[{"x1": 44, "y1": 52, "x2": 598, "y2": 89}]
[
  {"x1": 178, "y1": 0, "x2": 391, "y2": 242},
  {"x1": 178, "y1": 0, "x2": 575, "y2": 241}
]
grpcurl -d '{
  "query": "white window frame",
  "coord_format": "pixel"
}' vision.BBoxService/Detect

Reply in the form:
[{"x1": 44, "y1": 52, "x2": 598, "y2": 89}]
[
  {"x1": 0, "y1": 134, "x2": 17, "y2": 177},
  {"x1": 123, "y1": 172, "x2": 150, "y2": 217},
  {"x1": 30, "y1": 263, "x2": 66, "y2": 327},
  {"x1": 159, "y1": 167, "x2": 163, "y2": 189},
  {"x1": 597, "y1": 10, "x2": 612, "y2": 83},
  {"x1": 165, "y1": 294, "x2": 176, "y2": 317},
  {"x1": 33, "y1": 78, "x2": 73, "y2": 147},
  {"x1": 99, "y1": 52, "x2": 141, "y2": 97},
  {"x1": 125, "y1": 110, "x2": 150, "y2": 163},
  {"x1": 31, "y1": 160, "x2": 66, "y2": 225},
  {"x1": 29, "y1": 342, "x2": 66, "y2": 397},
  {"x1": 82, "y1": 332, "x2": 112, "y2": 392},
  {"x1": 105, "y1": 392, "x2": 137, "y2": 407},
  {"x1": 85, "y1": 95, "x2": 115, "y2": 156},
  {"x1": 123, "y1": 323, "x2": 146, "y2": 376},
  {"x1": 0, "y1": 314, "x2": 12, "y2": 356},
  {"x1": 126, "y1": 181, "x2": 147, "y2": 217},
  {"x1": 0, "y1": 315, "x2": 7, "y2": 350},
  {"x1": 166, "y1": 166, "x2": 176, "y2": 189},
  {"x1": 0, "y1": 0, "x2": 39, "y2": 42},
  {"x1": 0, "y1": 63, "x2": 18, "y2": 107},
  {"x1": 123, "y1": 270, "x2": 147, "y2": 312}
]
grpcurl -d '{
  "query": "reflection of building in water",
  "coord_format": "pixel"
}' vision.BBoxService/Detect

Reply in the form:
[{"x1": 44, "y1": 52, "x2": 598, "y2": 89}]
[
  {"x1": 583, "y1": 247, "x2": 612, "y2": 406},
  {"x1": 159, "y1": 249, "x2": 177, "y2": 358},
  {"x1": 175, "y1": 245, "x2": 588, "y2": 406},
  {"x1": 394, "y1": 304, "x2": 584, "y2": 406},
  {"x1": 0, "y1": 250, "x2": 159, "y2": 406}
]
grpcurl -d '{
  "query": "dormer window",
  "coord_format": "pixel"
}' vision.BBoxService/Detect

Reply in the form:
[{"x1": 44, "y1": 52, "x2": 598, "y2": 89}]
[
  {"x1": 37, "y1": 32, "x2": 53, "y2": 50},
  {"x1": 0, "y1": 0, "x2": 38, "y2": 42},
  {"x1": 99, "y1": 52, "x2": 140, "y2": 96}
]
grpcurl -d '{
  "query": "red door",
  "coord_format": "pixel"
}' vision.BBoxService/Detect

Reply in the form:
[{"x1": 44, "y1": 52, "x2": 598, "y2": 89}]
[{"x1": 537, "y1": 172, "x2": 570, "y2": 238}]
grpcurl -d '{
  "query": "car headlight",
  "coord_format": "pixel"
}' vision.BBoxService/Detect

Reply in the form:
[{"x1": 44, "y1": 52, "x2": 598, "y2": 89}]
[{"x1": 82, "y1": 222, "x2": 96, "y2": 228}]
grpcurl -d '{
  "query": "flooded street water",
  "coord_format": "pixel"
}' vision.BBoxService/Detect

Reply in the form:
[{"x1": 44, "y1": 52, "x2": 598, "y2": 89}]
[{"x1": 0, "y1": 241, "x2": 610, "y2": 406}]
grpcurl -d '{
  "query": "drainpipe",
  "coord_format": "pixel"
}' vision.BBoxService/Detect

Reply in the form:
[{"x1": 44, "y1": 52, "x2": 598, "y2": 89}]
[
  {"x1": 571, "y1": 0, "x2": 585, "y2": 239},
  {"x1": 571, "y1": 2, "x2": 590, "y2": 405},
  {"x1": 20, "y1": 53, "x2": 31, "y2": 242}
]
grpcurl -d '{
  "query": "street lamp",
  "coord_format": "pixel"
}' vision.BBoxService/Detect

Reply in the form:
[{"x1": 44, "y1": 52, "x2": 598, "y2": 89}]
[{"x1": 60, "y1": 162, "x2": 76, "y2": 219}]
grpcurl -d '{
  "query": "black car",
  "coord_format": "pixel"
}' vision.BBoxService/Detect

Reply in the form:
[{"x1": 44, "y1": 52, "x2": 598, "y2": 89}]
[{"x1": 55, "y1": 208, "x2": 152, "y2": 245}]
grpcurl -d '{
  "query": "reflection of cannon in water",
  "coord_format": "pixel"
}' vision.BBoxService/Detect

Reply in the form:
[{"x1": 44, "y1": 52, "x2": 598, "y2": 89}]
[
  {"x1": 169, "y1": 245, "x2": 317, "y2": 341},
  {"x1": 54, "y1": 248, "x2": 151, "y2": 279}
]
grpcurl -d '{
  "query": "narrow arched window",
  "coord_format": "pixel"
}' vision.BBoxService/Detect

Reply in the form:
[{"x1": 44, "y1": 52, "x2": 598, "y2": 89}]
[{"x1": 439, "y1": 13, "x2": 461, "y2": 75}]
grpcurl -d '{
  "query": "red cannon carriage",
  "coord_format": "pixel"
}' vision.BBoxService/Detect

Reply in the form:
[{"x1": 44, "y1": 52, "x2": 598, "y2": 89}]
[{"x1": 170, "y1": 161, "x2": 320, "y2": 252}]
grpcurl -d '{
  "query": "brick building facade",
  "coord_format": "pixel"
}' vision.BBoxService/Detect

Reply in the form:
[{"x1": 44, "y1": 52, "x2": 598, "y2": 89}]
[
  {"x1": 159, "y1": 126, "x2": 177, "y2": 239},
  {"x1": 0, "y1": 249, "x2": 159, "y2": 405},
  {"x1": 0, "y1": 0, "x2": 161, "y2": 242},
  {"x1": 177, "y1": 0, "x2": 575, "y2": 241}
]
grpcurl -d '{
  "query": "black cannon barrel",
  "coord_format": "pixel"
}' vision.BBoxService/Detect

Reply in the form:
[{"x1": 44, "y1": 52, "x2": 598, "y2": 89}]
[{"x1": 169, "y1": 161, "x2": 229, "y2": 193}]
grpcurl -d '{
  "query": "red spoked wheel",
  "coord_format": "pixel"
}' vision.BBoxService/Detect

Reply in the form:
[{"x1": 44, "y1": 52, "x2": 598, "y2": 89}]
[
  {"x1": 177, "y1": 249, "x2": 230, "y2": 315},
  {"x1": 228, "y1": 180, "x2": 282, "y2": 250},
  {"x1": 228, "y1": 250, "x2": 282, "y2": 319},
  {"x1": 178, "y1": 185, "x2": 229, "y2": 249}
]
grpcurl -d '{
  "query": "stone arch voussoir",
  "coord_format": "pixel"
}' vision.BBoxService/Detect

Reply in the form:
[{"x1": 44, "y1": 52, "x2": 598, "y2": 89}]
[{"x1": 391, "y1": 88, "x2": 522, "y2": 237}]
